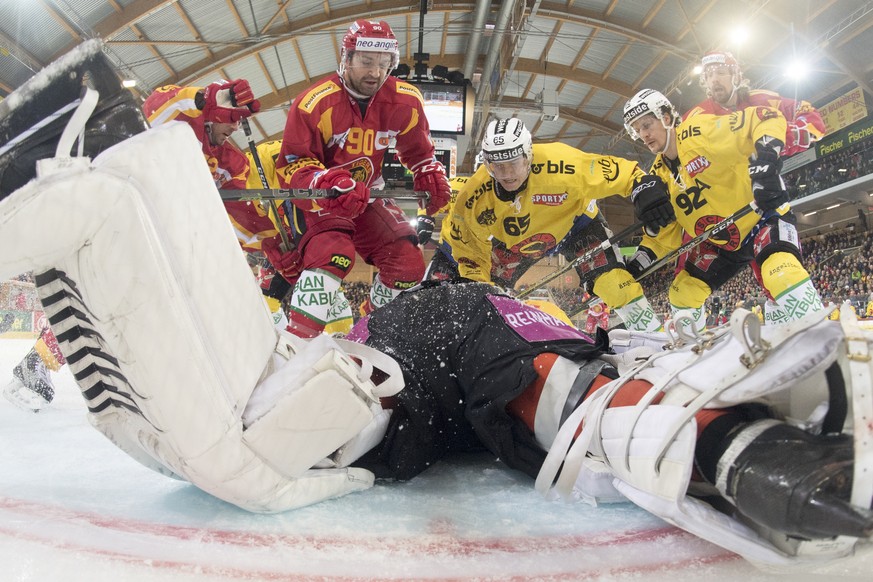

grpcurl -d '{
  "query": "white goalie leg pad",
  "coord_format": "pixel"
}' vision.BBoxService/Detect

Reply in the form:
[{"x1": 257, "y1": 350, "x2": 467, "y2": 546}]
[
  {"x1": 0, "y1": 124, "x2": 379, "y2": 513},
  {"x1": 242, "y1": 334, "x2": 381, "y2": 477},
  {"x1": 637, "y1": 308, "x2": 843, "y2": 412}
]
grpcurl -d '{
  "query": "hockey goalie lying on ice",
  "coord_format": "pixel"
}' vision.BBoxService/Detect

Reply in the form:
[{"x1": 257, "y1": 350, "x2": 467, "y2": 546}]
[{"x1": 0, "y1": 41, "x2": 871, "y2": 569}]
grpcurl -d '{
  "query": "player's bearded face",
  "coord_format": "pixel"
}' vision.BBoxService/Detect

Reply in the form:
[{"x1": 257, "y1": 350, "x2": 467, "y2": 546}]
[
  {"x1": 487, "y1": 156, "x2": 530, "y2": 191},
  {"x1": 344, "y1": 51, "x2": 393, "y2": 97},
  {"x1": 704, "y1": 65, "x2": 735, "y2": 103},
  {"x1": 631, "y1": 115, "x2": 667, "y2": 154}
]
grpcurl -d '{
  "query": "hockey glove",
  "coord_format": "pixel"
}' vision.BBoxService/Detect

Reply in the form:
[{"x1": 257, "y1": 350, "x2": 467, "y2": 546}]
[
  {"x1": 748, "y1": 139, "x2": 787, "y2": 212},
  {"x1": 261, "y1": 235, "x2": 302, "y2": 283},
  {"x1": 411, "y1": 160, "x2": 452, "y2": 215},
  {"x1": 202, "y1": 79, "x2": 261, "y2": 124},
  {"x1": 311, "y1": 168, "x2": 370, "y2": 218},
  {"x1": 787, "y1": 120, "x2": 813, "y2": 150},
  {"x1": 416, "y1": 214, "x2": 436, "y2": 246},
  {"x1": 625, "y1": 246, "x2": 658, "y2": 279},
  {"x1": 631, "y1": 174, "x2": 675, "y2": 235}
]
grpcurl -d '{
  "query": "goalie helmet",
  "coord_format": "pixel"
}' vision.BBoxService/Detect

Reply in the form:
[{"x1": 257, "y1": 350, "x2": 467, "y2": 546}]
[
  {"x1": 339, "y1": 20, "x2": 400, "y2": 76},
  {"x1": 481, "y1": 118, "x2": 532, "y2": 164},
  {"x1": 623, "y1": 89, "x2": 678, "y2": 141}
]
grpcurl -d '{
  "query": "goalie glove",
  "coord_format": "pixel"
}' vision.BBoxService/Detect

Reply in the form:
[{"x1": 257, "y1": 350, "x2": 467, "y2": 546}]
[
  {"x1": 201, "y1": 79, "x2": 261, "y2": 124},
  {"x1": 410, "y1": 160, "x2": 451, "y2": 215},
  {"x1": 631, "y1": 174, "x2": 674, "y2": 235},
  {"x1": 748, "y1": 138, "x2": 788, "y2": 212},
  {"x1": 416, "y1": 214, "x2": 436, "y2": 246},
  {"x1": 310, "y1": 168, "x2": 370, "y2": 218}
]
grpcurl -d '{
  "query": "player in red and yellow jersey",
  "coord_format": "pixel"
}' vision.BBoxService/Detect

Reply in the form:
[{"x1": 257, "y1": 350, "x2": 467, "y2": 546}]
[
  {"x1": 685, "y1": 51, "x2": 826, "y2": 157},
  {"x1": 275, "y1": 20, "x2": 451, "y2": 337},
  {"x1": 143, "y1": 80, "x2": 280, "y2": 258}
]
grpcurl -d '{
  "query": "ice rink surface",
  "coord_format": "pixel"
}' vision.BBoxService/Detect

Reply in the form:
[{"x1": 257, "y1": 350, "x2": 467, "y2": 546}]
[{"x1": 1, "y1": 337, "x2": 871, "y2": 581}]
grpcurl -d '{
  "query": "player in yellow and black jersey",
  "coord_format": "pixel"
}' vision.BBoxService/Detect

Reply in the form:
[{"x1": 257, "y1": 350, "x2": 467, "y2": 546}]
[
  {"x1": 446, "y1": 118, "x2": 675, "y2": 332},
  {"x1": 622, "y1": 89, "x2": 823, "y2": 329}
]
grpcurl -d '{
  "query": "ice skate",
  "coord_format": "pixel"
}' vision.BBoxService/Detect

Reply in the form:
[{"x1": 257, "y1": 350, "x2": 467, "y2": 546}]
[{"x1": 3, "y1": 349, "x2": 54, "y2": 412}]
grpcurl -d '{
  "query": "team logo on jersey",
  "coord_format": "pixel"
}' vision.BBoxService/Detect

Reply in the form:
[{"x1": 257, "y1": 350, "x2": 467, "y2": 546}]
[
  {"x1": 329, "y1": 156, "x2": 374, "y2": 185},
  {"x1": 450, "y1": 222, "x2": 468, "y2": 243},
  {"x1": 728, "y1": 111, "x2": 747, "y2": 132},
  {"x1": 756, "y1": 107, "x2": 780, "y2": 122},
  {"x1": 477, "y1": 208, "x2": 497, "y2": 226},
  {"x1": 374, "y1": 130, "x2": 398, "y2": 150},
  {"x1": 684, "y1": 155, "x2": 711, "y2": 178},
  {"x1": 531, "y1": 193, "x2": 568, "y2": 206},
  {"x1": 597, "y1": 158, "x2": 619, "y2": 181},
  {"x1": 510, "y1": 233, "x2": 557, "y2": 258},
  {"x1": 695, "y1": 215, "x2": 742, "y2": 251}
]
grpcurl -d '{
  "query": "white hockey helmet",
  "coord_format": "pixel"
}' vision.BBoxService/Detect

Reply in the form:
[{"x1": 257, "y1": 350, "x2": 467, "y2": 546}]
[
  {"x1": 481, "y1": 118, "x2": 532, "y2": 164},
  {"x1": 622, "y1": 89, "x2": 679, "y2": 141}
]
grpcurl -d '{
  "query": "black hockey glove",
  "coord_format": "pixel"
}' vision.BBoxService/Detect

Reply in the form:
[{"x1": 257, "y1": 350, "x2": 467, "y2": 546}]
[
  {"x1": 631, "y1": 174, "x2": 675, "y2": 235},
  {"x1": 625, "y1": 246, "x2": 658, "y2": 279},
  {"x1": 748, "y1": 140, "x2": 788, "y2": 212},
  {"x1": 416, "y1": 214, "x2": 436, "y2": 246}
]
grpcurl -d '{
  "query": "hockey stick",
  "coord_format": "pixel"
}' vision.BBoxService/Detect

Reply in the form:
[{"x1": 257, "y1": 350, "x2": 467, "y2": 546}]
[
  {"x1": 633, "y1": 202, "x2": 765, "y2": 282},
  {"x1": 239, "y1": 118, "x2": 293, "y2": 252},
  {"x1": 219, "y1": 188, "x2": 430, "y2": 202},
  {"x1": 517, "y1": 220, "x2": 644, "y2": 300}
]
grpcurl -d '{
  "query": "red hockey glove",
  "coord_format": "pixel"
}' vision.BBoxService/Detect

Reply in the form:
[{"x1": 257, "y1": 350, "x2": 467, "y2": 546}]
[
  {"x1": 312, "y1": 168, "x2": 370, "y2": 218},
  {"x1": 412, "y1": 161, "x2": 451, "y2": 215},
  {"x1": 787, "y1": 120, "x2": 812, "y2": 150},
  {"x1": 202, "y1": 79, "x2": 261, "y2": 123},
  {"x1": 261, "y1": 235, "x2": 302, "y2": 283}
]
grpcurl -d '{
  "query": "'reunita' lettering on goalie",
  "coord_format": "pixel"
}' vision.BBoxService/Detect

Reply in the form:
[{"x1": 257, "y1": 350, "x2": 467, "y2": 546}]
[{"x1": 504, "y1": 310, "x2": 564, "y2": 328}]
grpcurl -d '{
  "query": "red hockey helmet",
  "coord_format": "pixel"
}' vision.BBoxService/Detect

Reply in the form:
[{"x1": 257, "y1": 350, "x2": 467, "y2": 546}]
[
  {"x1": 700, "y1": 50, "x2": 739, "y2": 70},
  {"x1": 340, "y1": 20, "x2": 400, "y2": 72}
]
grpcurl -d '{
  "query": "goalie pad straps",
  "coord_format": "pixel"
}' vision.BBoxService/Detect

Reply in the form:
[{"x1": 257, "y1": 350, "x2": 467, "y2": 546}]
[{"x1": 840, "y1": 306, "x2": 873, "y2": 508}]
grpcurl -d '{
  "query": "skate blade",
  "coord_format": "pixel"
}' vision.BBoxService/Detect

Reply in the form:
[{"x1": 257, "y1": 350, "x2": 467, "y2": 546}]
[{"x1": 2, "y1": 380, "x2": 51, "y2": 413}]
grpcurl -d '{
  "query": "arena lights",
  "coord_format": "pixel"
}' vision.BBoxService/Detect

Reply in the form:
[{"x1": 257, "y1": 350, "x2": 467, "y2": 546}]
[
  {"x1": 730, "y1": 25, "x2": 750, "y2": 46},
  {"x1": 122, "y1": 79, "x2": 136, "y2": 88},
  {"x1": 785, "y1": 60, "x2": 809, "y2": 80}
]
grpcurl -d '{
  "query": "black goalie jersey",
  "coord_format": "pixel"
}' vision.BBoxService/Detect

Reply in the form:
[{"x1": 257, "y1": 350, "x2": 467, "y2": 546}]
[{"x1": 347, "y1": 281, "x2": 608, "y2": 480}]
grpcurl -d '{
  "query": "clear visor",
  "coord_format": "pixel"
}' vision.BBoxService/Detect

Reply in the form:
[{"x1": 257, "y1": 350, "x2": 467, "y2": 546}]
[
  {"x1": 484, "y1": 155, "x2": 530, "y2": 180},
  {"x1": 703, "y1": 64, "x2": 735, "y2": 79},
  {"x1": 347, "y1": 49, "x2": 399, "y2": 72}
]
